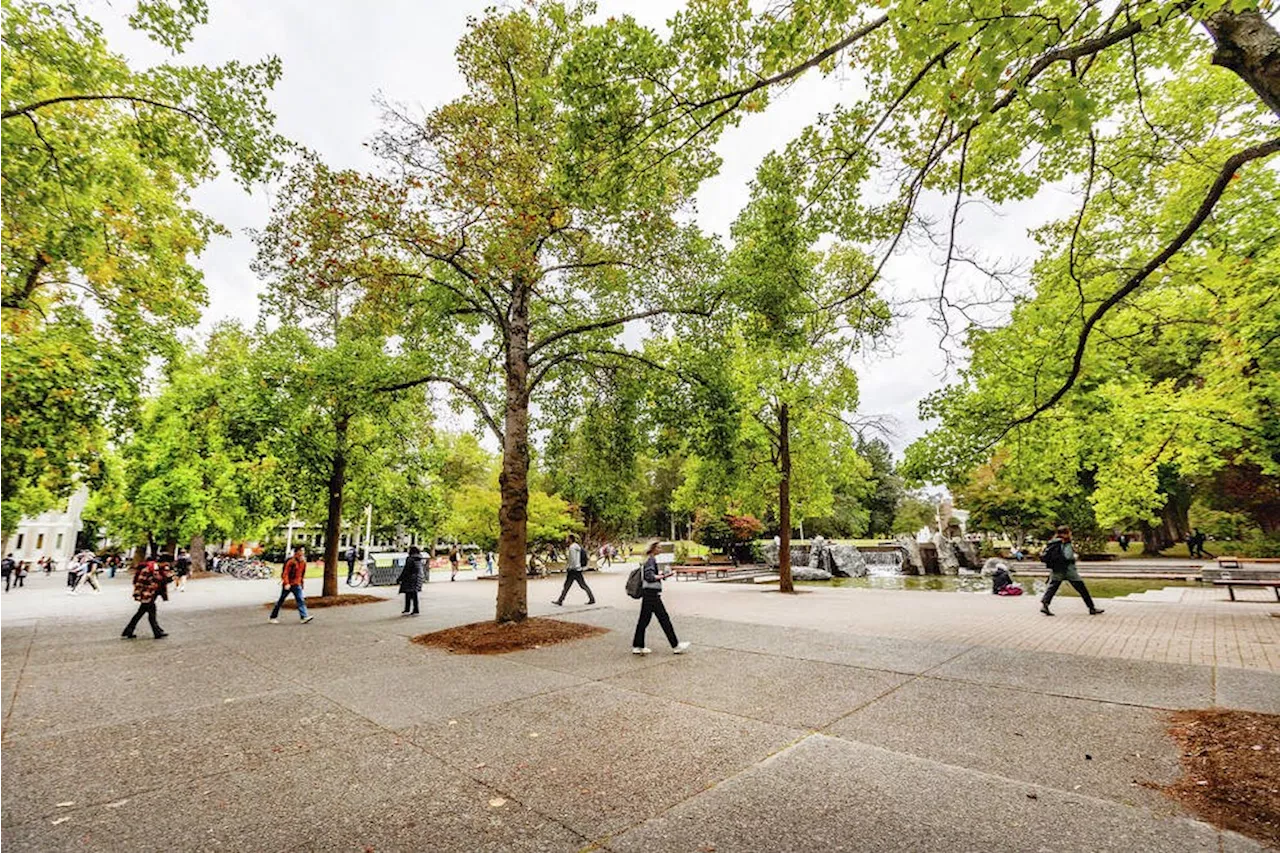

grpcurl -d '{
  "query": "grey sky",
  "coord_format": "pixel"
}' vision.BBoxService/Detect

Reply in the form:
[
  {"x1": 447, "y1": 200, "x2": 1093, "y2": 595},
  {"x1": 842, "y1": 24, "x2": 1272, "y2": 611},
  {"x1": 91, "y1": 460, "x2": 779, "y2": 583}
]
[{"x1": 95, "y1": 0, "x2": 1073, "y2": 456}]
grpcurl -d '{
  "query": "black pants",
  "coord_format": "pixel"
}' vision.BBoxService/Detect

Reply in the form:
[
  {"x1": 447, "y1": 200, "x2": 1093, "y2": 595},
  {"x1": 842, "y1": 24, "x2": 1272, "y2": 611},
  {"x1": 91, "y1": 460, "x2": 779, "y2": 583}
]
[
  {"x1": 633, "y1": 590, "x2": 678, "y2": 648},
  {"x1": 3, "y1": 574, "x2": 9, "y2": 591},
  {"x1": 1041, "y1": 577, "x2": 1096, "y2": 610},
  {"x1": 556, "y1": 570, "x2": 595, "y2": 604},
  {"x1": 123, "y1": 601, "x2": 163, "y2": 637},
  {"x1": 402, "y1": 590, "x2": 419, "y2": 613},
  {"x1": 346, "y1": 560, "x2": 355, "y2": 582}
]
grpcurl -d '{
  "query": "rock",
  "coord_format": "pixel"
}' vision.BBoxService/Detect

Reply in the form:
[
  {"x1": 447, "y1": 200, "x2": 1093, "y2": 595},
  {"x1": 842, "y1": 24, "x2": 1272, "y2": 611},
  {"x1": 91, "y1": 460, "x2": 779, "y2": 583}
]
[
  {"x1": 762, "y1": 540, "x2": 779, "y2": 567},
  {"x1": 932, "y1": 531, "x2": 960, "y2": 574},
  {"x1": 982, "y1": 557, "x2": 1010, "y2": 577},
  {"x1": 894, "y1": 535, "x2": 924, "y2": 575},
  {"x1": 954, "y1": 538, "x2": 980, "y2": 569},
  {"x1": 828, "y1": 543, "x2": 868, "y2": 577},
  {"x1": 809, "y1": 536, "x2": 829, "y2": 573},
  {"x1": 789, "y1": 566, "x2": 833, "y2": 581}
]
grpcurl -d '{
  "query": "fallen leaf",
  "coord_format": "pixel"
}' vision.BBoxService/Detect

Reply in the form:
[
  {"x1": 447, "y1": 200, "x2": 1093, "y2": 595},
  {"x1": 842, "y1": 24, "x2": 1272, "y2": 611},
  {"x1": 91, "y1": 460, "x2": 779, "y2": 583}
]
[
  {"x1": 51, "y1": 817, "x2": 70, "y2": 826},
  {"x1": 104, "y1": 800, "x2": 129, "y2": 809},
  {"x1": 488, "y1": 798, "x2": 506, "y2": 808},
  {"x1": 1025, "y1": 793, "x2": 1037, "y2": 800},
  {"x1": 56, "y1": 802, "x2": 74, "y2": 808}
]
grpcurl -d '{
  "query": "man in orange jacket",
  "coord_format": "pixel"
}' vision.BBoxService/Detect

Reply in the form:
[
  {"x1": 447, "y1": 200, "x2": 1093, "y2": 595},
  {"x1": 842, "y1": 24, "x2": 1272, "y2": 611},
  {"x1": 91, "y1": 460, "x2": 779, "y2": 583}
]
[{"x1": 270, "y1": 545, "x2": 314, "y2": 624}]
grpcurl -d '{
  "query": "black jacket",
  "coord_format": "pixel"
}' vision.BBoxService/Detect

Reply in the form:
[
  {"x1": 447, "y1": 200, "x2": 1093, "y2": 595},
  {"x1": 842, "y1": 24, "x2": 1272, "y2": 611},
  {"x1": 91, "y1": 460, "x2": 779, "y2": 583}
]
[{"x1": 396, "y1": 553, "x2": 424, "y2": 593}]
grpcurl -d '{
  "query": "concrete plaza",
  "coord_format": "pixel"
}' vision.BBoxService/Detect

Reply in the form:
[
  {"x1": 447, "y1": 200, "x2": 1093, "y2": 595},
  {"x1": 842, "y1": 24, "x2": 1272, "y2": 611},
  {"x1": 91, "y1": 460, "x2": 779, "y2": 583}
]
[{"x1": 2, "y1": 566, "x2": 1277, "y2": 851}]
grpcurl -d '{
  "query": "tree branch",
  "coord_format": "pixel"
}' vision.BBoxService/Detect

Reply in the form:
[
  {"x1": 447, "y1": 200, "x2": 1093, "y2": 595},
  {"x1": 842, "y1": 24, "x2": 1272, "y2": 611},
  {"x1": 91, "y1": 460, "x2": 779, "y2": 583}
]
[
  {"x1": 373, "y1": 374, "x2": 502, "y2": 440},
  {"x1": 999, "y1": 135, "x2": 1280, "y2": 435},
  {"x1": 527, "y1": 305, "x2": 711, "y2": 360}
]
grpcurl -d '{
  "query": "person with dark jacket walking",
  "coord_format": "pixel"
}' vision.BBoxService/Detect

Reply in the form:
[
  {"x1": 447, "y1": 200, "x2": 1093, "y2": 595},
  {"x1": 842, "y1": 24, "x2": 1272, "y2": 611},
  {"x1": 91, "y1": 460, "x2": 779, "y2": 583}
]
[
  {"x1": 122, "y1": 558, "x2": 172, "y2": 639},
  {"x1": 552, "y1": 534, "x2": 595, "y2": 606},
  {"x1": 1040, "y1": 526, "x2": 1104, "y2": 616},
  {"x1": 345, "y1": 545, "x2": 358, "y2": 584},
  {"x1": 396, "y1": 546, "x2": 424, "y2": 615},
  {"x1": 269, "y1": 545, "x2": 313, "y2": 624},
  {"x1": 632, "y1": 541, "x2": 690, "y2": 655},
  {"x1": 2, "y1": 553, "x2": 14, "y2": 592}
]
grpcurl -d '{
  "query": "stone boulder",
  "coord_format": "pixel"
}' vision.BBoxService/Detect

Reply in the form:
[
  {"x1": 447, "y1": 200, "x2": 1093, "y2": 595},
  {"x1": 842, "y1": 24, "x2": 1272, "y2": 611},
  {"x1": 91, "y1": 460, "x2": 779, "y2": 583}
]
[
  {"x1": 932, "y1": 531, "x2": 960, "y2": 574},
  {"x1": 894, "y1": 535, "x2": 924, "y2": 575},
  {"x1": 828, "y1": 543, "x2": 868, "y2": 577},
  {"x1": 762, "y1": 539, "x2": 779, "y2": 567},
  {"x1": 954, "y1": 538, "x2": 980, "y2": 569},
  {"x1": 789, "y1": 565, "x2": 833, "y2": 581}
]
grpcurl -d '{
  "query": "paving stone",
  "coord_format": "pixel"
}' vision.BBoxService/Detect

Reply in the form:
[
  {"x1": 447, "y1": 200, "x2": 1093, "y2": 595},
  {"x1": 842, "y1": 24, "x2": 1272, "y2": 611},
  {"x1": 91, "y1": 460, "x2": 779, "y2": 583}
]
[
  {"x1": 1, "y1": 688, "x2": 381, "y2": 826},
  {"x1": 312, "y1": 649, "x2": 586, "y2": 729},
  {"x1": 828, "y1": 676, "x2": 1183, "y2": 810},
  {"x1": 930, "y1": 646, "x2": 1215, "y2": 708},
  {"x1": 3, "y1": 651, "x2": 284, "y2": 738},
  {"x1": 604, "y1": 646, "x2": 910, "y2": 729},
  {"x1": 1215, "y1": 667, "x2": 1280, "y2": 713},
  {"x1": 402, "y1": 681, "x2": 805, "y2": 837},
  {"x1": 607, "y1": 734, "x2": 1249, "y2": 853}
]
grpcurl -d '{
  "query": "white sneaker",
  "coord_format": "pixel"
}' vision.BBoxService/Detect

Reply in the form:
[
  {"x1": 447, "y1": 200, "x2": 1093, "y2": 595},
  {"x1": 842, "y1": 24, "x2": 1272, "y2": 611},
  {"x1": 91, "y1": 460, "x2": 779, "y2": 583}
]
[
  {"x1": 673, "y1": 641, "x2": 691, "y2": 654},
  {"x1": 269, "y1": 617, "x2": 280, "y2": 624},
  {"x1": 301, "y1": 615, "x2": 314, "y2": 624},
  {"x1": 631, "y1": 647, "x2": 651, "y2": 655}
]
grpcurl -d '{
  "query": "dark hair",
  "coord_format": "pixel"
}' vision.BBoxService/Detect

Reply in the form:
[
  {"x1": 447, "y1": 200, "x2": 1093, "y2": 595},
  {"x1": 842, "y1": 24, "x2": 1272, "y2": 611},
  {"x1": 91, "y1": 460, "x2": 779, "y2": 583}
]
[
  {"x1": 568, "y1": 533, "x2": 576, "y2": 542},
  {"x1": 646, "y1": 541, "x2": 661, "y2": 556},
  {"x1": 408, "y1": 545, "x2": 420, "y2": 555},
  {"x1": 293, "y1": 544, "x2": 305, "y2": 552},
  {"x1": 1056, "y1": 525, "x2": 1071, "y2": 535}
]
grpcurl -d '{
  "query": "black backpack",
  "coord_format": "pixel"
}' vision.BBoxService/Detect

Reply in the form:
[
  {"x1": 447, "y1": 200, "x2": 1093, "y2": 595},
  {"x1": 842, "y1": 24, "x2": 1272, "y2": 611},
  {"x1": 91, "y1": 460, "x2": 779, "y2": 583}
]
[{"x1": 1041, "y1": 541, "x2": 1065, "y2": 571}]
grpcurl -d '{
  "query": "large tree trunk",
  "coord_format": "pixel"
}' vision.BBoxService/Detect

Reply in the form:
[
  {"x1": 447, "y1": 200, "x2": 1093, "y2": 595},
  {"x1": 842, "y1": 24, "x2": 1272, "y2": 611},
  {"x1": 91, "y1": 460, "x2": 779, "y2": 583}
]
[
  {"x1": 190, "y1": 534, "x2": 206, "y2": 572},
  {"x1": 496, "y1": 305, "x2": 530, "y2": 623},
  {"x1": 322, "y1": 417, "x2": 349, "y2": 598},
  {"x1": 778, "y1": 403, "x2": 794, "y2": 593},
  {"x1": 1203, "y1": 9, "x2": 1280, "y2": 118}
]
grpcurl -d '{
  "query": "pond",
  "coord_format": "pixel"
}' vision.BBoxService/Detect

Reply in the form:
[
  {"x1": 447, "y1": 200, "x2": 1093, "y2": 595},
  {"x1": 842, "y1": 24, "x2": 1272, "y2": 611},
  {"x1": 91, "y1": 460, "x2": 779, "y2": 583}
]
[{"x1": 797, "y1": 575, "x2": 1200, "y2": 599}]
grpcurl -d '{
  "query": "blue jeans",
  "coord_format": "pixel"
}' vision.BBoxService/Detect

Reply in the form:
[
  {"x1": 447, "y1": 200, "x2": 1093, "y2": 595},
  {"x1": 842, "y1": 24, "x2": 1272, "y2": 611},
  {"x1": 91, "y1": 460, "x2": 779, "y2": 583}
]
[{"x1": 271, "y1": 584, "x2": 308, "y2": 619}]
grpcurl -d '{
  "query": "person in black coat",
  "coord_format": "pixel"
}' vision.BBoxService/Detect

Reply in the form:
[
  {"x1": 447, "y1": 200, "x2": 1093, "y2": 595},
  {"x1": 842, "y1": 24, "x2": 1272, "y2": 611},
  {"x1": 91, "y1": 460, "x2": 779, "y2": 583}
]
[{"x1": 396, "y1": 546, "x2": 424, "y2": 616}]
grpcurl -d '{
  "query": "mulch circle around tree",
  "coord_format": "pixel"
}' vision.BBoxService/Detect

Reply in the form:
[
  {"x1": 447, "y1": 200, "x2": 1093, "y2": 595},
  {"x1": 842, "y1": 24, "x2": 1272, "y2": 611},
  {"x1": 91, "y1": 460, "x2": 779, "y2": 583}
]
[
  {"x1": 411, "y1": 617, "x2": 607, "y2": 654},
  {"x1": 1157, "y1": 708, "x2": 1280, "y2": 846},
  {"x1": 262, "y1": 594, "x2": 385, "y2": 610}
]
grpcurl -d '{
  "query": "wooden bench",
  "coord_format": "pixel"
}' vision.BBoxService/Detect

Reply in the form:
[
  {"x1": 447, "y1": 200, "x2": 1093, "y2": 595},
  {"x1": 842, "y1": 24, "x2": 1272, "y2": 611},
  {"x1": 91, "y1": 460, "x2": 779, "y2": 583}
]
[
  {"x1": 1213, "y1": 579, "x2": 1280, "y2": 601},
  {"x1": 673, "y1": 564, "x2": 729, "y2": 581},
  {"x1": 1218, "y1": 556, "x2": 1280, "y2": 568}
]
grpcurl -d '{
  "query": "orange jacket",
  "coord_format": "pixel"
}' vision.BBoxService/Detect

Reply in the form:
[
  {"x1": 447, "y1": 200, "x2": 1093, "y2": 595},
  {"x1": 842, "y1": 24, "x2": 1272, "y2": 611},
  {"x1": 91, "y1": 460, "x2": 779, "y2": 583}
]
[{"x1": 281, "y1": 555, "x2": 307, "y2": 586}]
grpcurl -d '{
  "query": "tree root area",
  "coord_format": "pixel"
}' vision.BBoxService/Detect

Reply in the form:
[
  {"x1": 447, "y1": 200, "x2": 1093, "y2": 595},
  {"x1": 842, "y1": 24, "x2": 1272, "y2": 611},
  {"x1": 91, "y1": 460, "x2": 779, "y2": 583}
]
[
  {"x1": 262, "y1": 594, "x2": 385, "y2": 609},
  {"x1": 1159, "y1": 708, "x2": 1280, "y2": 846},
  {"x1": 412, "y1": 617, "x2": 607, "y2": 654}
]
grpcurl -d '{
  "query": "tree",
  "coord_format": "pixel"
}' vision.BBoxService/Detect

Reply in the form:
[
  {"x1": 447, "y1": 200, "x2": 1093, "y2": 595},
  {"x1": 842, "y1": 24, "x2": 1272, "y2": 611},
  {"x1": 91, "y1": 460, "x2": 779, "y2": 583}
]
[
  {"x1": 367, "y1": 4, "x2": 721, "y2": 621},
  {"x1": 1, "y1": 0, "x2": 286, "y2": 521},
  {"x1": 892, "y1": 495, "x2": 938, "y2": 538},
  {"x1": 253, "y1": 158, "x2": 433, "y2": 597},
  {"x1": 857, "y1": 437, "x2": 903, "y2": 538},
  {"x1": 113, "y1": 325, "x2": 285, "y2": 555},
  {"x1": 709, "y1": 153, "x2": 887, "y2": 591}
]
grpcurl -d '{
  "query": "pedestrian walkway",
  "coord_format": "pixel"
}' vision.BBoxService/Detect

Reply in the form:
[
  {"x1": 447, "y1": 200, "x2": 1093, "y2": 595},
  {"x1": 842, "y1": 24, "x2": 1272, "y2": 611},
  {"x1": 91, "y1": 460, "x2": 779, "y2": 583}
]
[{"x1": 1, "y1": 569, "x2": 1275, "y2": 851}]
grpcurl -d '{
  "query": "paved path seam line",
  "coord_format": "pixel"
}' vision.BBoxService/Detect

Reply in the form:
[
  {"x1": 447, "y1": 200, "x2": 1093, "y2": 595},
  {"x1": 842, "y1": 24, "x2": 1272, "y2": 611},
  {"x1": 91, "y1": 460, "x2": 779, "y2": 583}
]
[{"x1": 1, "y1": 621, "x2": 38, "y2": 745}]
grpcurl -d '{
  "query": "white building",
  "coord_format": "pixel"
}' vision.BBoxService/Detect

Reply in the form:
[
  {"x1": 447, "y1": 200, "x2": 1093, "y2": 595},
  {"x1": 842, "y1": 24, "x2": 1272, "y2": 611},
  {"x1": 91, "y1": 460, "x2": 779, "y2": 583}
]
[{"x1": 4, "y1": 487, "x2": 88, "y2": 567}]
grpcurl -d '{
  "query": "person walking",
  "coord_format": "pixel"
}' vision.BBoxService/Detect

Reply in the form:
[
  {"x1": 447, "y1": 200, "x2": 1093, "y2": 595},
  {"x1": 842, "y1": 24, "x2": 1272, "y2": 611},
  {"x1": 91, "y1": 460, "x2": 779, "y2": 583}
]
[
  {"x1": 2, "y1": 553, "x2": 14, "y2": 592},
  {"x1": 631, "y1": 541, "x2": 690, "y2": 655},
  {"x1": 449, "y1": 544, "x2": 460, "y2": 581},
  {"x1": 122, "y1": 558, "x2": 171, "y2": 639},
  {"x1": 485, "y1": 551, "x2": 494, "y2": 575},
  {"x1": 1040, "y1": 526, "x2": 1104, "y2": 617},
  {"x1": 14, "y1": 561, "x2": 28, "y2": 589},
  {"x1": 396, "y1": 546, "x2": 424, "y2": 616},
  {"x1": 345, "y1": 544, "x2": 358, "y2": 585},
  {"x1": 269, "y1": 545, "x2": 314, "y2": 624},
  {"x1": 173, "y1": 549, "x2": 191, "y2": 592},
  {"x1": 552, "y1": 534, "x2": 595, "y2": 607}
]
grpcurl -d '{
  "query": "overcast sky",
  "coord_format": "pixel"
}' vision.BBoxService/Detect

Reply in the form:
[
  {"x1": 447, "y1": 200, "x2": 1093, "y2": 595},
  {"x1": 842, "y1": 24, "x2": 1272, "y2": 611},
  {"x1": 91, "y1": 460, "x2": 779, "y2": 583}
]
[{"x1": 94, "y1": 0, "x2": 1077, "y2": 457}]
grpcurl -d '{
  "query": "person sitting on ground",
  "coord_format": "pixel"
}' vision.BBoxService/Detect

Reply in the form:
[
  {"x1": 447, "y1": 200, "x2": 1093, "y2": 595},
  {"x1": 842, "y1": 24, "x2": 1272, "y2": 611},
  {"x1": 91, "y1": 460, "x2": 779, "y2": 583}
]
[{"x1": 991, "y1": 563, "x2": 1023, "y2": 596}]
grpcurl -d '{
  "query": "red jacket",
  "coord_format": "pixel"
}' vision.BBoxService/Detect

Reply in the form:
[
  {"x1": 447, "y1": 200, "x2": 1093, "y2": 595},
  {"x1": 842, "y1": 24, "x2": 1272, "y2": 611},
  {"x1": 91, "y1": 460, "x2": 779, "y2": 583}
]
[
  {"x1": 281, "y1": 555, "x2": 307, "y2": 587},
  {"x1": 133, "y1": 563, "x2": 171, "y2": 603}
]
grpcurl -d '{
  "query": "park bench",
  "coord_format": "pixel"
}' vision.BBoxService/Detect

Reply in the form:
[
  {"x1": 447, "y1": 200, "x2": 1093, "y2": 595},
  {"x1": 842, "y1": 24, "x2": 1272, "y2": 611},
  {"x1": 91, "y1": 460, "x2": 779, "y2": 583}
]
[
  {"x1": 673, "y1": 564, "x2": 730, "y2": 581},
  {"x1": 1217, "y1": 556, "x2": 1280, "y2": 569},
  {"x1": 1212, "y1": 578, "x2": 1280, "y2": 601}
]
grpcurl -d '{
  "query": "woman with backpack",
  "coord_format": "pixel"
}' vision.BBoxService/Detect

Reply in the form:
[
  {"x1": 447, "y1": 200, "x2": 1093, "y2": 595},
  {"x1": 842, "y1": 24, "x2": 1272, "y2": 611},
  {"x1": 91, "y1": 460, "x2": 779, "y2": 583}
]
[
  {"x1": 396, "y1": 546, "x2": 424, "y2": 616},
  {"x1": 630, "y1": 541, "x2": 690, "y2": 655}
]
